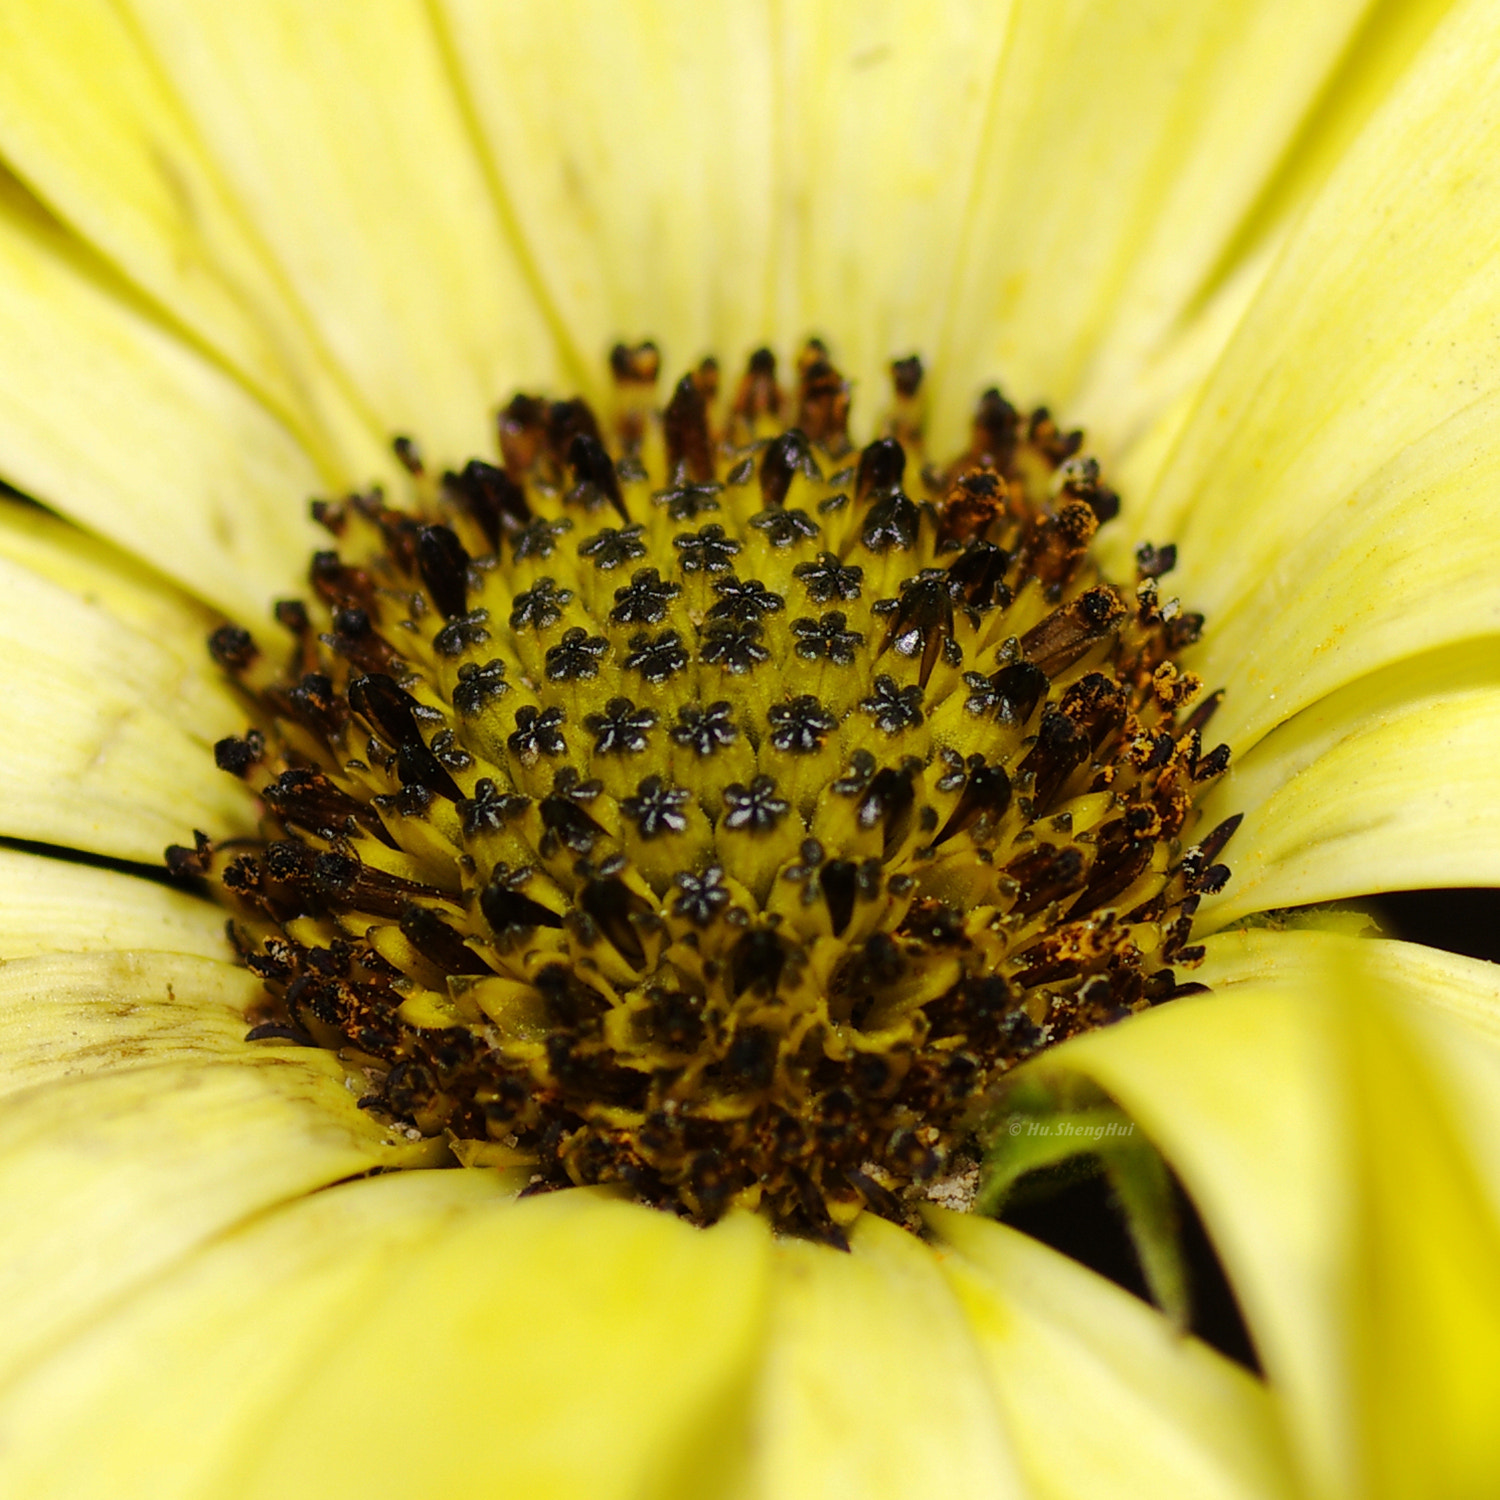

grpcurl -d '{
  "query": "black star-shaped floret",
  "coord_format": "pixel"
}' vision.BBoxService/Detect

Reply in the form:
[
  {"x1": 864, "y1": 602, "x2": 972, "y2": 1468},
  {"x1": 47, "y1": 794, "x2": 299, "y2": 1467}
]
[
  {"x1": 609, "y1": 567, "x2": 681, "y2": 625},
  {"x1": 792, "y1": 551, "x2": 863, "y2": 603},
  {"x1": 722, "y1": 775, "x2": 791, "y2": 832},
  {"x1": 429, "y1": 728, "x2": 473, "y2": 772},
  {"x1": 578, "y1": 524, "x2": 648, "y2": 571},
  {"x1": 538, "y1": 766, "x2": 607, "y2": 854},
  {"x1": 672, "y1": 865, "x2": 731, "y2": 926},
  {"x1": 433, "y1": 609, "x2": 491, "y2": 658},
  {"x1": 507, "y1": 704, "x2": 568, "y2": 764},
  {"x1": 1000, "y1": 1009, "x2": 1044, "y2": 1051},
  {"x1": 452, "y1": 659, "x2": 509, "y2": 716},
  {"x1": 860, "y1": 490, "x2": 921, "y2": 553},
  {"x1": 830, "y1": 748, "x2": 877, "y2": 797},
  {"x1": 699, "y1": 621, "x2": 769, "y2": 674},
  {"x1": 621, "y1": 775, "x2": 692, "y2": 839},
  {"x1": 623, "y1": 628, "x2": 689, "y2": 685},
  {"x1": 935, "y1": 747, "x2": 970, "y2": 794},
  {"x1": 708, "y1": 576, "x2": 786, "y2": 622},
  {"x1": 749, "y1": 507, "x2": 820, "y2": 548},
  {"x1": 585, "y1": 697, "x2": 658, "y2": 756},
  {"x1": 881, "y1": 571, "x2": 956, "y2": 662},
  {"x1": 372, "y1": 782, "x2": 434, "y2": 820},
  {"x1": 458, "y1": 776, "x2": 531, "y2": 838},
  {"x1": 670, "y1": 701, "x2": 739, "y2": 756},
  {"x1": 673, "y1": 523, "x2": 741, "y2": 574},
  {"x1": 767, "y1": 695, "x2": 838, "y2": 754},
  {"x1": 962, "y1": 671, "x2": 1001, "y2": 717},
  {"x1": 510, "y1": 576, "x2": 573, "y2": 631},
  {"x1": 654, "y1": 483, "x2": 723, "y2": 521},
  {"x1": 780, "y1": 838, "x2": 831, "y2": 906},
  {"x1": 791, "y1": 611, "x2": 864, "y2": 665},
  {"x1": 974, "y1": 660, "x2": 1049, "y2": 724},
  {"x1": 859, "y1": 674, "x2": 925, "y2": 733},
  {"x1": 511, "y1": 516, "x2": 573, "y2": 562},
  {"x1": 551, "y1": 765, "x2": 599, "y2": 801},
  {"x1": 544, "y1": 626, "x2": 608, "y2": 682}
]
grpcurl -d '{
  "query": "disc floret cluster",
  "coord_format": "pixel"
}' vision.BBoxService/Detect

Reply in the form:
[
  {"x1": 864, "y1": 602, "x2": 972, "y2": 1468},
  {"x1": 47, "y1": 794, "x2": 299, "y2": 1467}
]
[{"x1": 174, "y1": 341, "x2": 1236, "y2": 1245}]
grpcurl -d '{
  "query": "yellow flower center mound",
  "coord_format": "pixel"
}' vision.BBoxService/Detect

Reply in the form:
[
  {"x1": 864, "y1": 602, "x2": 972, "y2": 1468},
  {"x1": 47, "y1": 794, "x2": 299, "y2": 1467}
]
[{"x1": 170, "y1": 341, "x2": 1237, "y2": 1246}]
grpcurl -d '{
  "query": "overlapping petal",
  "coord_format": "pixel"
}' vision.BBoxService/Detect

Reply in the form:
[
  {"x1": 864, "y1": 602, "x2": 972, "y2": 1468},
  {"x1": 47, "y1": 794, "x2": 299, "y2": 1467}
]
[
  {"x1": 748, "y1": 1214, "x2": 1022, "y2": 1497},
  {"x1": 1195, "y1": 642, "x2": 1500, "y2": 925},
  {"x1": 0, "y1": 0, "x2": 391, "y2": 487},
  {"x1": 0, "y1": 848, "x2": 231, "y2": 961},
  {"x1": 1040, "y1": 939, "x2": 1500, "y2": 1498},
  {"x1": 1192, "y1": 390, "x2": 1500, "y2": 752},
  {"x1": 934, "y1": 0, "x2": 1381, "y2": 453},
  {"x1": 930, "y1": 1211, "x2": 1297, "y2": 1500},
  {"x1": 0, "y1": 1143, "x2": 1298, "y2": 1500},
  {"x1": 0, "y1": 947, "x2": 433, "y2": 1390},
  {"x1": 0, "y1": 510, "x2": 249, "y2": 861},
  {"x1": 0, "y1": 169, "x2": 323, "y2": 615},
  {"x1": 1132, "y1": 0, "x2": 1500, "y2": 628},
  {"x1": 120, "y1": 0, "x2": 563, "y2": 464}
]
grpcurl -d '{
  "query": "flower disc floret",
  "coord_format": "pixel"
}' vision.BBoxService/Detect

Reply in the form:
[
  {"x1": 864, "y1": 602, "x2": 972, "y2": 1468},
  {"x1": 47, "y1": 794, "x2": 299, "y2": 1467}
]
[{"x1": 174, "y1": 341, "x2": 1236, "y2": 1245}]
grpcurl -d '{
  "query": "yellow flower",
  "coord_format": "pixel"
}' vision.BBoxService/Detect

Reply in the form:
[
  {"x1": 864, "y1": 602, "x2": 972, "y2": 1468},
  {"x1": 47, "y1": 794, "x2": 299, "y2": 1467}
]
[{"x1": 0, "y1": 2, "x2": 1499, "y2": 1497}]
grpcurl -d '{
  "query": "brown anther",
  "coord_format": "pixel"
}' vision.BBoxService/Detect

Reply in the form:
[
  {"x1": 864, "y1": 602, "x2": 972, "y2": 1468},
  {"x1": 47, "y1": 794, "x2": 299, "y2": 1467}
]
[
  {"x1": 938, "y1": 469, "x2": 1007, "y2": 545},
  {"x1": 392, "y1": 435, "x2": 424, "y2": 475},
  {"x1": 731, "y1": 347, "x2": 783, "y2": 435},
  {"x1": 795, "y1": 346, "x2": 851, "y2": 452},
  {"x1": 891, "y1": 354, "x2": 924, "y2": 400},
  {"x1": 1018, "y1": 498, "x2": 1098, "y2": 587},
  {"x1": 963, "y1": 388, "x2": 1021, "y2": 473},
  {"x1": 1022, "y1": 586, "x2": 1126, "y2": 676},
  {"x1": 887, "y1": 354, "x2": 926, "y2": 451},
  {"x1": 1027, "y1": 407, "x2": 1083, "y2": 465},
  {"x1": 498, "y1": 393, "x2": 548, "y2": 479},
  {"x1": 663, "y1": 373, "x2": 715, "y2": 485},
  {"x1": 610, "y1": 341, "x2": 661, "y2": 386}
]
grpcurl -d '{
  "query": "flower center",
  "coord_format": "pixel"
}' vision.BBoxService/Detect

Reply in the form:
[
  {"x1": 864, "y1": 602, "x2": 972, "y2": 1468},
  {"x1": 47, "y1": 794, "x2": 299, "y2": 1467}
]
[{"x1": 171, "y1": 341, "x2": 1236, "y2": 1246}]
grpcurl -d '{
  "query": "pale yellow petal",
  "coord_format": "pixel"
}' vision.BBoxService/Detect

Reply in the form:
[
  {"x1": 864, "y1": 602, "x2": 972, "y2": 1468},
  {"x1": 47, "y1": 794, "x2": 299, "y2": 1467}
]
[
  {"x1": 766, "y1": 0, "x2": 1013, "y2": 424},
  {"x1": 935, "y1": 0, "x2": 1372, "y2": 455},
  {"x1": 1108, "y1": 248, "x2": 1276, "y2": 502},
  {"x1": 0, "y1": 945, "x2": 431, "y2": 1385},
  {"x1": 438, "y1": 0, "x2": 1366, "y2": 453},
  {"x1": 748, "y1": 1213, "x2": 1023, "y2": 1499},
  {"x1": 1198, "y1": 928, "x2": 1500, "y2": 1192},
  {"x1": 1043, "y1": 955, "x2": 1500, "y2": 1499},
  {"x1": 0, "y1": 494, "x2": 224, "y2": 664},
  {"x1": 0, "y1": 168, "x2": 322, "y2": 618},
  {"x1": 0, "y1": 850, "x2": 227, "y2": 960},
  {"x1": 0, "y1": 549, "x2": 248, "y2": 861},
  {"x1": 0, "y1": 1170, "x2": 518, "y2": 1500},
  {"x1": 0, "y1": 1057, "x2": 421, "y2": 1390},
  {"x1": 0, "y1": 950, "x2": 264, "y2": 1099},
  {"x1": 1138, "y1": 0, "x2": 1500, "y2": 626},
  {"x1": 1195, "y1": 641, "x2": 1500, "y2": 926},
  {"x1": 1103, "y1": 0, "x2": 1461, "y2": 479},
  {"x1": 123, "y1": 0, "x2": 561, "y2": 464},
  {"x1": 1189, "y1": 388, "x2": 1500, "y2": 751},
  {"x1": 231, "y1": 1192, "x2": 769, "y2": 1500},
  {"x1": 1189, "y1": 0, "x2": 1458, "y2": 341},
  {"x1": 434, "y1": 0, "x2": 778, "y2": 398},
  {"x1": 0, "y1": 0, "x2": 391, "y2": 487},
  {"x1": 930, "y1": 1210, "x2": 1298, "y2": 1500},
  {"x1": 1199, "y1": 927, "x2": 1500, "y2": 1042}
]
